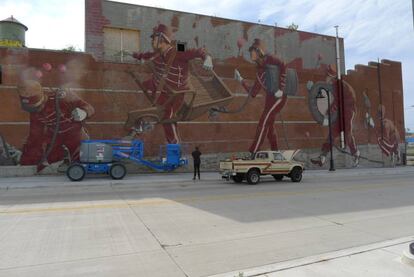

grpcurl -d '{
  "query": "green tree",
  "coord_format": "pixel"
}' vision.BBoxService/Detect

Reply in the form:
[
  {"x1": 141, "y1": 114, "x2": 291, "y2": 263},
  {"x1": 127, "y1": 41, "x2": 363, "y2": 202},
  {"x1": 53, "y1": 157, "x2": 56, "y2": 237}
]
[
  {"x1": 62, "y1": 45, "x2": 79, "y2": 52},
  {"x1": 287, "y1": 22, "x2": 299, "y2": 30}
]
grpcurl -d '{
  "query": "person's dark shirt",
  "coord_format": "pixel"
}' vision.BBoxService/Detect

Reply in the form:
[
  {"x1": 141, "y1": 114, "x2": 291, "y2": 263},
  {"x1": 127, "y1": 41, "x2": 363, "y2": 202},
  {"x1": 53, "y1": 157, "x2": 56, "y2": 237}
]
[{"x1": 192, "y1": 150, "x2": 201, "y2": 164}]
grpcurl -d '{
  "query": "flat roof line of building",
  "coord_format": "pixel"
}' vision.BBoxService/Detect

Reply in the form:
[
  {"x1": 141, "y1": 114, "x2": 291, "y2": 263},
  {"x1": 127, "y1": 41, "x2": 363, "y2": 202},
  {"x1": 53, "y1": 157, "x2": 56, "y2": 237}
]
[{"x1": 105, "y1": 0, "x2": 341, "y2": 40}]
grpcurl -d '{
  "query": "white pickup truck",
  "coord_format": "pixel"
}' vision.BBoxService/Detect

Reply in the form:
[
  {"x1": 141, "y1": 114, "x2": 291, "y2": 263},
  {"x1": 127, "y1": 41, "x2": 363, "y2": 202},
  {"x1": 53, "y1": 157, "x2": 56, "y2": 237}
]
[{"x1": 220, "y1": 150, "x2": 304, "y2": 184}]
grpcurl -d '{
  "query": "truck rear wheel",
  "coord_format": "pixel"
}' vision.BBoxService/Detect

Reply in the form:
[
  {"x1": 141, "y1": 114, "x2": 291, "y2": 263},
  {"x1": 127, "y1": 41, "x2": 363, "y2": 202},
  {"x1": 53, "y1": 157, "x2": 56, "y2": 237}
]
[
  {"x1": 67, "y1": 163, "x2": 86, "y2": 182},
  {"x1": 110, "y1": 163, "x2": 127, "y2": 180},
  {"x1": 290, "y1": 167, "x2": 302, "y2": 182},
  {"x1": 232, "y1": 174, "x2": 244, "y2": 183},
  {"x1": 246, "y1": 169, "x2": 260, "y2": 185}
]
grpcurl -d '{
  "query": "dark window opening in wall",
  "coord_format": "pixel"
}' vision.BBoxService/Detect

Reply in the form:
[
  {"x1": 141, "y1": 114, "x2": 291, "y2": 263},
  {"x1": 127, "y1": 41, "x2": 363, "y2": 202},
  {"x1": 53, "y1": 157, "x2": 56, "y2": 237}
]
[{"x1": 177, "y1": 42, "x2": 186, "y2": 52}]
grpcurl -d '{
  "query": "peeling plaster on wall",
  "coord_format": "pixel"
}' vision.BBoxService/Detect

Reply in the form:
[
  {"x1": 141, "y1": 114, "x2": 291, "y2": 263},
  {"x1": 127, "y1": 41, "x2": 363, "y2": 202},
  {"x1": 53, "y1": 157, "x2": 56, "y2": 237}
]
[
  {"x1": 103, "y1": 3, "x2": 174, "y2": 53},
  {"x1": 171, "y1": 14, "x2": 180, "y2": 28},
  {"x1": 274, "y1": 31, "x2": 337, "y2": 69},
  {"x1": 210, "y1": 17, "x2": 232, "y2": 28},
  {"x1": 301, "y1": 37, "x2": 337, "y2": 69},
  {"x1": 101, "y1": 2, "x2": 343, "y2": 68},
  {"x1": 242, "y1": 23, "x2": 251, "y2": 41},
  {"x1": 268, "y1": 30, "x2": 297, "y2": 63},
  {"x1": 175, "y1": 15, "x2": 245, "y2": 60}
]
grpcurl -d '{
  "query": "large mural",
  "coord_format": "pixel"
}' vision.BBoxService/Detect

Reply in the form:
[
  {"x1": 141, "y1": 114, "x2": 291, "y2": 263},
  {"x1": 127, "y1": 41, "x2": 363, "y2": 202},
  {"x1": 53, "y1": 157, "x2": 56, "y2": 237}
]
[{"x1": 0, "y1": 6, "x2": 406, "y2": 172}]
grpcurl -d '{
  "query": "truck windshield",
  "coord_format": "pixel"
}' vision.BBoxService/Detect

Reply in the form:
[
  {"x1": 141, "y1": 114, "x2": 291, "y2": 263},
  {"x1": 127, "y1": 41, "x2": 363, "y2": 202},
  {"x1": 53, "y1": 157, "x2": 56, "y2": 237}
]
[
  {"x1": 256, "y1": 153, "x2": 268, "y2": 159},
  {"x1": 273, "y1": 153, "x2": 285, "y2": 161}
]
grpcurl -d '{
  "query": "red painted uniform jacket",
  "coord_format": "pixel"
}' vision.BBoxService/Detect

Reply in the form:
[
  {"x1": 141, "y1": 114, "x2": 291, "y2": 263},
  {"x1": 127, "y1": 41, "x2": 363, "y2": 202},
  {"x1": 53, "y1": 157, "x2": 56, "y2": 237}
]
[
  {"x1": 242, "y1": 55, "x2": 286, "y2": 98},
  {"x1": 329, "y1": 79, "x2": 356, "y2": 116},
  {"x1": 20, "y1": 90, "x2": 95, "y2": 165},
  {"x1": 133, "y1": 46, "x2": 206, "y2": 92}
]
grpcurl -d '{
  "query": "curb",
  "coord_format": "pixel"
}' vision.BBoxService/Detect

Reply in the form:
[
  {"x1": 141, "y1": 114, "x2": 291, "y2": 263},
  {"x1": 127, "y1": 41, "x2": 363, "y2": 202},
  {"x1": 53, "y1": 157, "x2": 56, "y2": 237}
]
[
  {"x1": 208, "y1": 236, "x2": 414, "y2": 277},
  {"x1": 402, "y1": 251, "x2": 414, "y2": 267},
  {"x1": 303, "y1": 167, "x2": 414, "y2": 177}
]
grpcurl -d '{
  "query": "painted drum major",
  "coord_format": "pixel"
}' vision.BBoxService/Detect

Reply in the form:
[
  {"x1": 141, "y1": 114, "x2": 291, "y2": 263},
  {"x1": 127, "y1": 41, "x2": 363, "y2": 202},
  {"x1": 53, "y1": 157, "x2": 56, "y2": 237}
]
[
  {"x1": 376, "y1": 105, "x2": 401, "y2": 163},
  {"x1": 234, "y1": 38, "x2": 287, "y2": 154},
  {"x1": 132, "y1": 24, "x2": 213, "y2": 144}
]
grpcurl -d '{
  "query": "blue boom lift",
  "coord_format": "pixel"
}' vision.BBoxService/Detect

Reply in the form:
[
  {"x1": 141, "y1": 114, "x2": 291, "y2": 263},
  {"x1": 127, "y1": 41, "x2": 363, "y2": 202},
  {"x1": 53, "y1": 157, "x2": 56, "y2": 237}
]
[{"x1": 66, "y1": 139, "x2": 187, "y2": 181}]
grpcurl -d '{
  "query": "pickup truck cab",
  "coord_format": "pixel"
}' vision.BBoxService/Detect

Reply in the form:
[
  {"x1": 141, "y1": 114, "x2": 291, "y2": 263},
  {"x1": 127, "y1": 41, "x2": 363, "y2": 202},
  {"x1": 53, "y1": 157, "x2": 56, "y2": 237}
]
[{"x1": 220, "y1": 150, "x2": 304, "y2": 184}]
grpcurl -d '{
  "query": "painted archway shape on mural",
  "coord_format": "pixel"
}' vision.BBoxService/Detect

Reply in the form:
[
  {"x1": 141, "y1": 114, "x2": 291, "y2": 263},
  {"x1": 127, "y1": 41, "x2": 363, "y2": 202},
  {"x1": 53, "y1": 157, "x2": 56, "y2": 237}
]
[{"x1": 307, "y1": 81, "x2": 338, "y2": 125}]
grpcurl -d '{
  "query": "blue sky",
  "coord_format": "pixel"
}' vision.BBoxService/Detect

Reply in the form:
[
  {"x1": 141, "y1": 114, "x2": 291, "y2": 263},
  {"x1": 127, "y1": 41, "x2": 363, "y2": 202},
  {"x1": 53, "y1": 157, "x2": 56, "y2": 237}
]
[{"x1": 1, "y1": 0, "x2": 413, "y2": 130}]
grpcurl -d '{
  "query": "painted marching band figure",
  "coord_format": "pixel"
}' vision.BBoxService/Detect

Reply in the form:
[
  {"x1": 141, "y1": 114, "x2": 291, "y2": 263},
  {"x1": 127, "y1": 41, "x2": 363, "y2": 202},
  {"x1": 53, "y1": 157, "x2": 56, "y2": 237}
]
[
  {"x1": 131, "y1": 24, "x2": 213, "y2": 144},
  {"x1": 234, "y1": 38, "x2": 287, "y2": 154},
  {"x1": 311, "y1": 64, "x2": 360, "y2": 167},
  {"x1": 18, "y1": 80, "x2": 95, "y2": 172},
  {"x1": 375, "y1": 105, "x2": 401, "y2": 163}
]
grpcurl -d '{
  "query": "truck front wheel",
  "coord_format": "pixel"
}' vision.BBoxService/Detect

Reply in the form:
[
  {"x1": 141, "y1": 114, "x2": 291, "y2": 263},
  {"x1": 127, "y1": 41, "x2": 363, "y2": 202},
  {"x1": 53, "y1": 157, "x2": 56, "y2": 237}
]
[{"x1": 246, "y1": 169, "x2": 260, "y2": 185}]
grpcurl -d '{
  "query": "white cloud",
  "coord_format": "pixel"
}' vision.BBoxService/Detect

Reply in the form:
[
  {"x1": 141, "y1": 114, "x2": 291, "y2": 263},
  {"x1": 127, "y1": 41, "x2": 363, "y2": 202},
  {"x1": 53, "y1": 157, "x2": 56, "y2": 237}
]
[
  {"x1": 0, "y1": 0, "x2": 32, "y2": 19},
  {"x1": 0, "y1": 0, "x2": 84, "y2": 50}
]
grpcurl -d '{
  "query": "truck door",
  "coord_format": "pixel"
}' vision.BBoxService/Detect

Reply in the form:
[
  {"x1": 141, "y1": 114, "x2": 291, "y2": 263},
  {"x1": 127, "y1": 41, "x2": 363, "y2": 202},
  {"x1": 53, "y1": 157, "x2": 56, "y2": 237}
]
[{"x1": 269, "y1": 153, "x2": 291, "y2": 174}]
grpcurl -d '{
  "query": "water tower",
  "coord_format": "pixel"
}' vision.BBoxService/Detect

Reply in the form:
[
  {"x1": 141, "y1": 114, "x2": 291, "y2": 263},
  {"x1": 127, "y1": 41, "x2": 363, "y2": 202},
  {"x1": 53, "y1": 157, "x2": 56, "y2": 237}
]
[{"x1": 0, "y1": 16, "x2": 28, "y2": 47}]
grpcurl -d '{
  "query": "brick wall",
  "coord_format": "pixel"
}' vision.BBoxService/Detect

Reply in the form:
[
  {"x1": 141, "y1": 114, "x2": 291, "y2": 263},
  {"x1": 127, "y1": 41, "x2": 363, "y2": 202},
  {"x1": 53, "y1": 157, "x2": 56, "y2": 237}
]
[
  {"x1": 85, "y1": 0, "x2": 110, "y2": 60},
  {"x1": 0, "y1": 47, "x2": 405, "y2": 170}
]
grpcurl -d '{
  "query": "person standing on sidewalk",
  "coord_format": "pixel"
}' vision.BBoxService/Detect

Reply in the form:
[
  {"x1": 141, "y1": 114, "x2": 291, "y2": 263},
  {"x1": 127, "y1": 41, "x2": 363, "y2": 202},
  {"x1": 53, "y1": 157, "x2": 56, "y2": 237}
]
[{"x1": 192, "y1": 146, "x2": 201, "y2": 180}]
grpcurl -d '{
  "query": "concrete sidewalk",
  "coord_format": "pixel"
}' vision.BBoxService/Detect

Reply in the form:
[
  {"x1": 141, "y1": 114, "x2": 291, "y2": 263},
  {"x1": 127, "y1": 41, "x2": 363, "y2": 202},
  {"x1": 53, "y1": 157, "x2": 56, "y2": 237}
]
[
  {"x1": 1, "y1": 166, "x2": 414, "y2": 190},
  {"x1": 211, "y1": 237, "x2": 414, "y2": 277}
]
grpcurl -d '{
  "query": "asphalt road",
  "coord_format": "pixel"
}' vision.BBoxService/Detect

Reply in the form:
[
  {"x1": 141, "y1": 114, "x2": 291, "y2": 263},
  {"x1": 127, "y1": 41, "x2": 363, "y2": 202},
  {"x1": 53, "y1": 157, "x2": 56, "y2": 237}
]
[{"x1": 1, "y1": 170, "x2": 414, "y2": 276}]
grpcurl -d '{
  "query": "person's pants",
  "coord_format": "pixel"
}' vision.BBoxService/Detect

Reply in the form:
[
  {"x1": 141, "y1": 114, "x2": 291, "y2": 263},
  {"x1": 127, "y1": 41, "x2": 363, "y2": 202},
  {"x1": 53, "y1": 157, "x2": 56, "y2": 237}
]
[
  {"x1": 377, "y1": 137, "x2": 398, "y2": 156},
  {"x1": 140, "y1": 80, "x2": 184, "y2": 144},
  {"x1": 321, "y1": 111, "x2": 358, "y2": 156},
  {"x1": 157, "y1": 92, "x2": 184, "y2": 144},
  {"x1": 193, "y1": 163, "x2": 200, "y2": 179},
  {"x1": 249, "y1": 95, "x2": 287, "y2": 153}
]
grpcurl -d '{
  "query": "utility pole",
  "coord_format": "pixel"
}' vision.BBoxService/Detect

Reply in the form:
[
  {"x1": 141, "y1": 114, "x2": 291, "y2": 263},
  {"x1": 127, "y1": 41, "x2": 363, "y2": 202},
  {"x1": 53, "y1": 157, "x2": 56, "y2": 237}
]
[
  {"x1": 334, "y1": 25, "x2": 345, "y2": 149},
  {"x1": 377, "y1": 58, "x2": 384, "y2": 141},
  {"x1": 327, "y1": 90, "x2": 335, "y2": 171}
]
